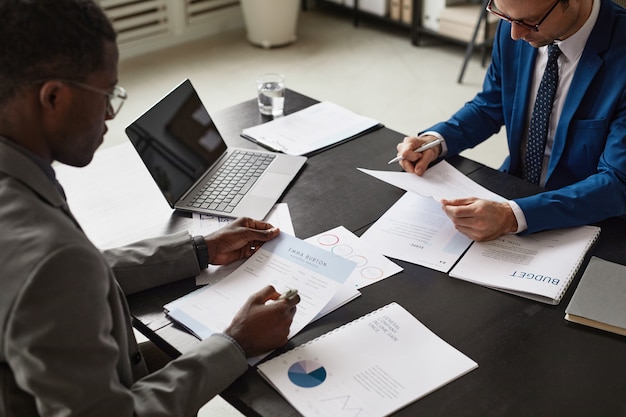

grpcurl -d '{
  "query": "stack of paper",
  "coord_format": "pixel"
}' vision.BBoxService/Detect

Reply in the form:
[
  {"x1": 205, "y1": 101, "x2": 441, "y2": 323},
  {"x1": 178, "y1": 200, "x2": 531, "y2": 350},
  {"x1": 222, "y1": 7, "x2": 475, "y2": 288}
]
[
  {"x1": 359, "y1": 160, "x2": 502, "y2": 272},
  {"x1": 165, "y1": 233, "x2": 357, "y2": 363},
  {"x1": 242, "y1": 101, "x2": 382, "y2": 156}
]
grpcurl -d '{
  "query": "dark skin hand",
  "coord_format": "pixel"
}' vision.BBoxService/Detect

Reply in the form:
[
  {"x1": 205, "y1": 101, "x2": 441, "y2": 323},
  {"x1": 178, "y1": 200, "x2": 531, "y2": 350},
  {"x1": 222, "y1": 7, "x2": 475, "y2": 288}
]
[
  {"x1": 225, "y1": 285, "x2": 300, "y2": 357},
  {"x1": 204, "y1": 217, "x2": 280, "y2": 265}
]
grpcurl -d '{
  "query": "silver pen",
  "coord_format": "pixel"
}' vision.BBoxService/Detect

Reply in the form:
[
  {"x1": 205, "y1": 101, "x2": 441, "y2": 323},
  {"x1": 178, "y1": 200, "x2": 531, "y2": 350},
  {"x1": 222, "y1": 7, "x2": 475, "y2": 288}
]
[
  {"x1": 387, "y1": 138, "x2": 443, "y2": 164},
  {"x1": 278, "y1": 288, "x2": 298, "y2": 301}
]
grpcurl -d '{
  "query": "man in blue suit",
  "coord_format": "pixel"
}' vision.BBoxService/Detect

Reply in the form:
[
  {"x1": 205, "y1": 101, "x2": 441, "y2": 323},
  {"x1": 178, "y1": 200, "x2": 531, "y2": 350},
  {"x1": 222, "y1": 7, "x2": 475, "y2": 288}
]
[{"x1": 395, "y1": 0, "x2": 626, "y2": 241}]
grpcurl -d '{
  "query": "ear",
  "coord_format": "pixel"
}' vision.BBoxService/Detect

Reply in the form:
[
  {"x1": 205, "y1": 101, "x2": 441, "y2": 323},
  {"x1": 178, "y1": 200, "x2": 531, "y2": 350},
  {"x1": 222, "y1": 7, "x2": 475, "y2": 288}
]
[{"x1": 38, "y1": 80, "x2": 67, "y2": 114}]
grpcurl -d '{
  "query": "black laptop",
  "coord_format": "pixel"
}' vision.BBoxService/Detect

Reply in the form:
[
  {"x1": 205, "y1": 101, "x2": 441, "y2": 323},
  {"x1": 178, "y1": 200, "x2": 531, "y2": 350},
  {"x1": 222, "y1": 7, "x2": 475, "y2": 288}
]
[{"x1": 125, "y1": 79, "x2": 306, "y2": 219}]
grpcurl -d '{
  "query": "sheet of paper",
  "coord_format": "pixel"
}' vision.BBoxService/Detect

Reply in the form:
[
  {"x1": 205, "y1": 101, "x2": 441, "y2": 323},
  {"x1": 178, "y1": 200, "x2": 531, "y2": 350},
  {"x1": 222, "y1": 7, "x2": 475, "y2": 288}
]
[
  {"x1": 164, "y1": 233, "x2": 357, "y2": 363},
  {"x1": 242, "y1": 101, "x2": 381, "y2": 156},
  {"x1": 358, "y1": 160, "x2": 505, "y2": 202},
  {"x1": 258, "y1": 302, "x2": 478, "y2": 417},
  {"x1": 306, "y1": 225, "x2": 403, "y2": 320},
  {"x1": 305, "y1": 226, "x2": 403, "y2": 289},
  {"x1": 193, "y1": 203, "x2": 295, "y2": 285},
  {"x1": 360, "y1": 192, "x2": 472, "y2": 272}
]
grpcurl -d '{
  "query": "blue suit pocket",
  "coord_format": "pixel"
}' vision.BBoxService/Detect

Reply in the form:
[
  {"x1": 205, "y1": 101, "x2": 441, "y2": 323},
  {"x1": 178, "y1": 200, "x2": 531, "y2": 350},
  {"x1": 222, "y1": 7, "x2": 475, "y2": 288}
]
[
  {"x1": 570, "y1": 118, "x2": 608, "y2": 130},
  {"x1": 561, "y1": 119, "x2": 608, "y2": 179}
]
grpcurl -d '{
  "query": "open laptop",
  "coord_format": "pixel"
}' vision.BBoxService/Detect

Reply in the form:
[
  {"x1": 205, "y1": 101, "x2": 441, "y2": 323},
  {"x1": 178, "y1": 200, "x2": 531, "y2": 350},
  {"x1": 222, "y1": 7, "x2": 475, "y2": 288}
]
[{"x1": 125, "y1": 79, "x2": 306, "y2": 219}]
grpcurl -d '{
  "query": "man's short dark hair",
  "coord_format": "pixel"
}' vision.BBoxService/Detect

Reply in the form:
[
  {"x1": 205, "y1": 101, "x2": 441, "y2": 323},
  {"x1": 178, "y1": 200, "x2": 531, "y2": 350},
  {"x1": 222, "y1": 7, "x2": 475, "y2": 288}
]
[{"x1": 0, "y1": 0, "x2": 117, "y2": 103}]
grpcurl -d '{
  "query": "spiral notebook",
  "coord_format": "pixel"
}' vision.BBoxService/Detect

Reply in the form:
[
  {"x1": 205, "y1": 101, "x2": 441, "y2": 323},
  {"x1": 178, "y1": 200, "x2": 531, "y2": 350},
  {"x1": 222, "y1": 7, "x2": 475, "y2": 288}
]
[
  {"x1": 448, "y1": 225, "x2": 600, "y2": 305},
  {"x1": 257, "y1": 302, "x2": 477, "y2": 417}
]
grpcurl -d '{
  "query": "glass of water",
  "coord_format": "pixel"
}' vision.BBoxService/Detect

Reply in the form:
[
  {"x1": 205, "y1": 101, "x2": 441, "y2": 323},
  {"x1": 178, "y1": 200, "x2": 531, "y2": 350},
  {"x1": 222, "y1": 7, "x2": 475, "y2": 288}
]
[{"x1": 256, "y1": 72, "x2": 285, "y2": 116}]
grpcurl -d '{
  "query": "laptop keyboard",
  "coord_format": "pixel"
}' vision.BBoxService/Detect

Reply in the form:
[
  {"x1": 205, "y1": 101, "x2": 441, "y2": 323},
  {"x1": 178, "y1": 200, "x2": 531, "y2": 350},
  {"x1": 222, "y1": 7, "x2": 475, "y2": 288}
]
[{"x1": 189, "y1": 150, "x2": 276, "y2": 213}]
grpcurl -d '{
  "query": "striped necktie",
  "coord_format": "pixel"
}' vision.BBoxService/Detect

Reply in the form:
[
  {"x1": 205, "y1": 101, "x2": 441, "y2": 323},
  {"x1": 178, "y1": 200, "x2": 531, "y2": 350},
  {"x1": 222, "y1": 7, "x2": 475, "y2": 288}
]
[{"x1": 523, "y1": 43, "x2": 562, "y2": 185}]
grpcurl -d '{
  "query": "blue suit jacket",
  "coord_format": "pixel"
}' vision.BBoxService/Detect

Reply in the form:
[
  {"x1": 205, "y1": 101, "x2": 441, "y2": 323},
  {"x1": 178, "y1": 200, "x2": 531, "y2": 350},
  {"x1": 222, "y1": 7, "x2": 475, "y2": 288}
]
[{"x1": 427, "y1": 0, "x2": 626, "y2": 233}]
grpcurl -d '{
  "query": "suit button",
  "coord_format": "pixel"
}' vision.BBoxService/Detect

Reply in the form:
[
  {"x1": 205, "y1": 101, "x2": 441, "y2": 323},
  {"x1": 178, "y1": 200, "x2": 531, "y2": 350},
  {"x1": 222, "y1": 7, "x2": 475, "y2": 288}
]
[{"x1": 132, "y1": 352, "x2": 142, "y2": 364}]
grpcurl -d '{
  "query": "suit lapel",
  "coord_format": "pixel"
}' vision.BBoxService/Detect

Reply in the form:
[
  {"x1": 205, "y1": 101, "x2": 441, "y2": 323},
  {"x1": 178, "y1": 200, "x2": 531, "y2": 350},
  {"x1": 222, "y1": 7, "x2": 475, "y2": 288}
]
[
  {"x1": 508, "y1": 43, "x2": 537, "y2": 176},
  {"x1": 546, "y1": 0, "x2": 613, "y2": 182}
]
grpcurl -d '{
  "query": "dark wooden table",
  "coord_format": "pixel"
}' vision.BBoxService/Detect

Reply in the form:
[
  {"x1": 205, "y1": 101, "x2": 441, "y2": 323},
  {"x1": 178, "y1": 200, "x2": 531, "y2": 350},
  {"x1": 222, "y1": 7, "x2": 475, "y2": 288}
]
[{"x1": 65, "y1": 90, "x2": 626, "y2": 416}]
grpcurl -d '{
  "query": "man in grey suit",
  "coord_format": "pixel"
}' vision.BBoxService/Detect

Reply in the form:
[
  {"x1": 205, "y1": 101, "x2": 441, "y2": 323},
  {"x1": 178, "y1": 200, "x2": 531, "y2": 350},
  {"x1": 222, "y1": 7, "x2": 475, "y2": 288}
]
[{"x1": 0, "y1": 1, "x2": 300, "y2": 416}]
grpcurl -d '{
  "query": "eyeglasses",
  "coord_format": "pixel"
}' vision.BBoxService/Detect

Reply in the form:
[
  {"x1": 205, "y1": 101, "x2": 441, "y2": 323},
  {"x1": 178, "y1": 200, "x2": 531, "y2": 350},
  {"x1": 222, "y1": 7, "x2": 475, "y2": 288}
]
[
  {"x1": 486, "y1": 0, "x2": 561, "y2": 32},
  {"x1": 64, "y1": 81, "x2": 127, "y2": 118},
  {"x1": 63, "y1": 80, "x2": 127, "y2": 118}
]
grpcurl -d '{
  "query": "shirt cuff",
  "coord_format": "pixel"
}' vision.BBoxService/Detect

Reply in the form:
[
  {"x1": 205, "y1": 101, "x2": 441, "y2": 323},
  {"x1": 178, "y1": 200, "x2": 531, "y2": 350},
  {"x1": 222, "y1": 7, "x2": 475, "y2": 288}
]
[
  {"x1": 507, "y1": 200, "x2": 528, "y2": 234},
  {"x1": 419, "y1": 131, "x2": 448, "y2": 157}
]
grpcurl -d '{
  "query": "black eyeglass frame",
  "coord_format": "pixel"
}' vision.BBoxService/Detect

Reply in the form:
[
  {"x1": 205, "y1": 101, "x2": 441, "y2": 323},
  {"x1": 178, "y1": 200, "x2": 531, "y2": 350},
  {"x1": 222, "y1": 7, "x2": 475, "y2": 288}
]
[{"x1": 486, "y1": 0, "x2": 562, "y2": 32}]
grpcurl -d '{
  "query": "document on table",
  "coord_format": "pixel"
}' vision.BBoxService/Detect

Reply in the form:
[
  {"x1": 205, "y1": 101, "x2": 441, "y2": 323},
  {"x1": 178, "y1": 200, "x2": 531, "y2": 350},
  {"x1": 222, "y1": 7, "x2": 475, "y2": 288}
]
[
  {"x1": 449, "y1": 225, "x2": 600, "y2": 305},
  {"x1": 360, "y1": 192, "x2": 473, "y2": 272},
  {"x1": 241, "y1": 101, "x2": 382, "y2": 156},
  {"x1": 192, "y1": 203, "x2": 295, "y2": 285},
  {"x1": 358, "y1": 159, "x2": 505, "y2": 202},
  {"x1": 305, "y1": 226, "x2": 403, "y2": 320},
  {"x1": 164, "y1": 232, "x2": 357, "y2": 364},
  {"x1": 257, "y1": 302, "x2": 478, "y2": 417},
  {"x1": 306, "y1": 226, "x2": 403, "y2": 289}
]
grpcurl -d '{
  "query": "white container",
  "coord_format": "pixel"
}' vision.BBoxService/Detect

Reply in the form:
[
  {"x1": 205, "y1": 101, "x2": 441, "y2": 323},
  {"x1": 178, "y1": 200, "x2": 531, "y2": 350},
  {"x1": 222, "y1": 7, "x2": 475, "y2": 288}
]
[
  {"x1": 241, "y1": 0, "x2": 300, "y2": 48},
  {"x1": 421, "y1": 0, "x2": 465, "y2": 32}
]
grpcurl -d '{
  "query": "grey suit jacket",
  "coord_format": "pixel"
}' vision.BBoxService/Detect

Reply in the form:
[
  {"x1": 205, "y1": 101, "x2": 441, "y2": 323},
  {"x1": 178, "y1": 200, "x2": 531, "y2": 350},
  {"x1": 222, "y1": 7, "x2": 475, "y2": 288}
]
[{"x1": 0, "y1": 138, "x2": 248, "y2": 417}]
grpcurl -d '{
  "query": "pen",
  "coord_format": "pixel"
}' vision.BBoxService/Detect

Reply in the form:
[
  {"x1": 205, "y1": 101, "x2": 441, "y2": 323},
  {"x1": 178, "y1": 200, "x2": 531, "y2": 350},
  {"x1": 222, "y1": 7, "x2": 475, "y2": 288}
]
[
  {"x1": 278, "y1": 288, "x2": 298, "y2": 301},
  {"x1": 387, "y1": 138, "x2": 443, "y2": 164}
]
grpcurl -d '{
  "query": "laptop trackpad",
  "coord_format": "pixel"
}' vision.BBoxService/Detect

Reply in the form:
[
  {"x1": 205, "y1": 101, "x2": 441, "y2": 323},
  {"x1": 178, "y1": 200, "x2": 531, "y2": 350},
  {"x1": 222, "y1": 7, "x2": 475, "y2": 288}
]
[{"x1": 251, "y1": 172, "x2": 292, "y2": 198}]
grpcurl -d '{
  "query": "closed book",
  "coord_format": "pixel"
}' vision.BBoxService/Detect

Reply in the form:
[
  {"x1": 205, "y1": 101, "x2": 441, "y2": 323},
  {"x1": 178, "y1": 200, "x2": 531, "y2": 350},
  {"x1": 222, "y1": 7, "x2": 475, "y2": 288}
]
[
  {"x1": 390, "y1": 0, "x2": 401, "y2": 20},
  {"x1": 565, "y1": 256, "x2": 626, "y2": 336},
  {"x1": 438, "y1": 4, "x2": 498, "y2": 43},
  {"x1": 401, "y1": 0, "x2": 413, "y2": 24}
]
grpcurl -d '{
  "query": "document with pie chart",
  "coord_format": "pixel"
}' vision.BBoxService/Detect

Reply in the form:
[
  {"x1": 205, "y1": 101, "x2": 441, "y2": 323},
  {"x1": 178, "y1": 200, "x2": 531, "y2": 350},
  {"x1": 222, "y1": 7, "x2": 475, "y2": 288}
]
[{"x1": 258, "y1": 302, "x2": 477, "y2": 417}]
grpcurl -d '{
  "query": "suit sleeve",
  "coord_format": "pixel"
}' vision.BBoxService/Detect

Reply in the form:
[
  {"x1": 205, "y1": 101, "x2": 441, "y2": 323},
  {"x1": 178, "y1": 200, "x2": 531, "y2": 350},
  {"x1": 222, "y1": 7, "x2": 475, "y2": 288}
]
[
  {"x1": 514, "y1": 102, "x2": 626, "y2": 233},
  {"x1": 6, "y1": 243, "x2": 247, "y2": 417},
  {"x1": 102, "y1": 231, "x2": 201, "y2": 295}
]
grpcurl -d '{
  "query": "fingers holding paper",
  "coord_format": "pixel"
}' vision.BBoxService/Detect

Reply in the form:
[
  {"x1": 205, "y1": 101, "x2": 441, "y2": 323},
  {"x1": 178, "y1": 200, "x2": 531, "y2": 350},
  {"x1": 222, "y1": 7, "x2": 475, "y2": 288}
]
[
  {"x1": 441, "y1": 197, "x2": 518, "y2": 241},
  {"x1": 225, "y1": 285, "x2": 300, "y2": 357},
  {"x1": 205, "y1": 217, "x2": 280, "y2": 265},
  {"x1": 396, "y1": 135, "x2": 441, "y2": 176}
]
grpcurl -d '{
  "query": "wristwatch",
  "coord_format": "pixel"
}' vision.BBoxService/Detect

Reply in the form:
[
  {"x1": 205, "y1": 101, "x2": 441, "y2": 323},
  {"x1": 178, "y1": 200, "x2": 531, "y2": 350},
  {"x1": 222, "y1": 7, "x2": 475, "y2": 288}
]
[{"x1": 192, "y1": 235, "x2": 209, "y2": 269}]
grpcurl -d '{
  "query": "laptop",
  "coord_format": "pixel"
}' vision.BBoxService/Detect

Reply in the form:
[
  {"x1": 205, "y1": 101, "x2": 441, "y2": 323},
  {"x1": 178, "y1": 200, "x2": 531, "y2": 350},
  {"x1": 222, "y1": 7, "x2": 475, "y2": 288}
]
[{"x1": 125, "y1": 79, "x2": 307, "y2": 219}]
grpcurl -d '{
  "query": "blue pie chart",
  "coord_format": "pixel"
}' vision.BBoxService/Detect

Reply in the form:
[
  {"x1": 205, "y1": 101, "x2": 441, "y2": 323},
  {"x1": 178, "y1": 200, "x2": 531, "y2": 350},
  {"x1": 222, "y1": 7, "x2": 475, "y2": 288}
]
[{"x1": 288, "y1": 360, "x2": 327, "y2": 388}]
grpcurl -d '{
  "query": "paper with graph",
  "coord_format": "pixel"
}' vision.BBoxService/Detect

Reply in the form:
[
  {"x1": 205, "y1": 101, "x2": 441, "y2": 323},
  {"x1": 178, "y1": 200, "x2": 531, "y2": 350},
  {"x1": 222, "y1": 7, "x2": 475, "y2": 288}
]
[{"x1": 257, "y1": 302, "x2": 477, "y2": 417}]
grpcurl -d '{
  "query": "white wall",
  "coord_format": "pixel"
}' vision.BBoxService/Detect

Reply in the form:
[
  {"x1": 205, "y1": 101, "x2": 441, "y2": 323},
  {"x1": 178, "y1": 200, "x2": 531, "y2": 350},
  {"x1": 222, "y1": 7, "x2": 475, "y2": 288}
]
[{"x1": 100, "y1": 0, "x2": 245, "y2": 60}]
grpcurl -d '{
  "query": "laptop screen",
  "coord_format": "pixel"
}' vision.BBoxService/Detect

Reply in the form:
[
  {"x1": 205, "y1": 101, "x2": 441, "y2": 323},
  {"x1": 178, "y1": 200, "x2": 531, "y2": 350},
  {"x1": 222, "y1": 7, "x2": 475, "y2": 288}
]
[{"x1": 125, "y1": 79, "x2": 228, "y2": 205}]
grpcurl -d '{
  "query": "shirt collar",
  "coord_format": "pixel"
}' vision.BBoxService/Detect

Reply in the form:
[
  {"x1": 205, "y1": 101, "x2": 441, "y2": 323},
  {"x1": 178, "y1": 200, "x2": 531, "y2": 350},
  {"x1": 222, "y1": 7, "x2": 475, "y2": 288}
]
[{"x1": 552, "y1": 0, "x2": 600, "y2": 63}]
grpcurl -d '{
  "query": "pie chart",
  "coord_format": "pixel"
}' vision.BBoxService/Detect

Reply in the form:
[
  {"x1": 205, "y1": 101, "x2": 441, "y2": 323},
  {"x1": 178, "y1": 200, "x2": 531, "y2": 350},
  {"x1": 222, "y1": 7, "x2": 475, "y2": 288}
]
[{"x1": 287, "y1": 360, "x2": 327, "y2": 388}]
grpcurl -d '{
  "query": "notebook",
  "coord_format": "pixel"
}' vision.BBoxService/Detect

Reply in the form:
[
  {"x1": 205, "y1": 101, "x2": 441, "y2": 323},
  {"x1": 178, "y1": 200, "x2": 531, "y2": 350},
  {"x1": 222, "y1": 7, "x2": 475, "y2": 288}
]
[
  {"x1": 125, "y1": 79, "x2": 306, "y2": 219},
  {"x1": 565, "y1": 256, "x2": 626, "y2": 336},
  {"x1": 448, "y1": 225, "x2": 600, "y2": 305}
]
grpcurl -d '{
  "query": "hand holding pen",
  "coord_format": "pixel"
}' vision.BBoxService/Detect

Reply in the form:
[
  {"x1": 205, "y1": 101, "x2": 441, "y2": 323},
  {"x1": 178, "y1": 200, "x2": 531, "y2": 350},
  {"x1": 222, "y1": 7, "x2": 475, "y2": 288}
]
[
  {"x1": 391, "y1": 136, "x2": 443, "y2": 176},
  {"x1": 388, "y1": 137, "x2": 444, "y2": 164}
]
